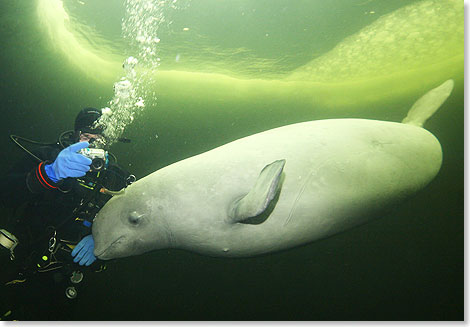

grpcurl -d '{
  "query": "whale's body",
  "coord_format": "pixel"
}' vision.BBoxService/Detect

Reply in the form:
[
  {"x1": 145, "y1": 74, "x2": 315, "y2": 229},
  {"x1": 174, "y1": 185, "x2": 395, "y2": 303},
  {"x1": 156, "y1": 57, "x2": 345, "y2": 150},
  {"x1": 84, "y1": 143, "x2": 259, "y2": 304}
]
[{"x1": 92, "y1": 80, "x2": 453, "y2": 260}]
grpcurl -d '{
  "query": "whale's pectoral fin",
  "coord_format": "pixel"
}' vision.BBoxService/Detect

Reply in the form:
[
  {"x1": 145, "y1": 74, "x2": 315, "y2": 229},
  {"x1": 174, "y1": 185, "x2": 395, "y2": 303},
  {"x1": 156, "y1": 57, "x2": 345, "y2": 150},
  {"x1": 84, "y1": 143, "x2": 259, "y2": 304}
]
[{"x1": 228, "y1": 159, "x2": 286, "y2": 223}]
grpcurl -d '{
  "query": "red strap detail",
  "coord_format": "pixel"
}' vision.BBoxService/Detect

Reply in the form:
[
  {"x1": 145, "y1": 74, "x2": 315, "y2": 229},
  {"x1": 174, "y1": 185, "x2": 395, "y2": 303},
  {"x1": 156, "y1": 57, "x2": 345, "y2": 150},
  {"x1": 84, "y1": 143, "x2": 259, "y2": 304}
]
[
  {"x1": 36, "y1": 162, "x2": 57, "y2": 189},
  {"x1": 35, "y1": 164, "x2": 48, "y2": 189}
]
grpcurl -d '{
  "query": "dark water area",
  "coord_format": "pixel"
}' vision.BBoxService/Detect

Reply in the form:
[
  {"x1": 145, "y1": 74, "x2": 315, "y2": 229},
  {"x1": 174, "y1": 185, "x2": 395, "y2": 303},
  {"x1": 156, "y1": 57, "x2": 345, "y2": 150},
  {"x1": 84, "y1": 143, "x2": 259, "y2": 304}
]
[{"x1": 0, "y1": 0, "x2": 464, "y2": 321}]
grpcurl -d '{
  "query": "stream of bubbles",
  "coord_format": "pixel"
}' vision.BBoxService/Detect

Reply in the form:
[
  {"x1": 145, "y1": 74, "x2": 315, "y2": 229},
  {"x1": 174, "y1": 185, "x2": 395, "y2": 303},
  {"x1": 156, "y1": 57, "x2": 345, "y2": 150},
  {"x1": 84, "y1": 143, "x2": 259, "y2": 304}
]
[{"x1": 96, "y1": 0, "x2": 188, "y2": 146}]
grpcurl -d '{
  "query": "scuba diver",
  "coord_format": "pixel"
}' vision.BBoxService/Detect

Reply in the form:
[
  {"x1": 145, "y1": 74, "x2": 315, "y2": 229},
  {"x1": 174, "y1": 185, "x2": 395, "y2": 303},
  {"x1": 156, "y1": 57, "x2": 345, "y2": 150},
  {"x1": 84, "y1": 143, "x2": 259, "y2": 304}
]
[{"x1": 0, "y1": 107, "x2": 135, "y2": 320}]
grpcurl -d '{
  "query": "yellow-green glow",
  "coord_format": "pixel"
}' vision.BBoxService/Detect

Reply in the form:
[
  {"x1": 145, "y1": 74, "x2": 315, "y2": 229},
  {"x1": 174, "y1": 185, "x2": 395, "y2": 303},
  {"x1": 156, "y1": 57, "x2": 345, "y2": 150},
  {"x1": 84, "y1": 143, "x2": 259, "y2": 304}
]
[
  {"x1": 288, "y1": 0, "x2": 463, "y2": 83},
  {"x1": 35, "y1": 0, "x2": 463, "y2": 112},
  {"x1": 36, "y1": 0, "x2": 123, "y2": 82}
]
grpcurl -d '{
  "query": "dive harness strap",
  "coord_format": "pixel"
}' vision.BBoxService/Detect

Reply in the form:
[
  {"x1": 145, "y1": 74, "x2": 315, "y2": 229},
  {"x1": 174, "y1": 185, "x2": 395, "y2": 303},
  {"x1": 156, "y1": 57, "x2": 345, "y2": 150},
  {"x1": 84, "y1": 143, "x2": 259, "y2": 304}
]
[
  {"x1": 23, "y1": 169, "x2": 106, "y2": 270},
  {"x1": 36, "y1": 230, "x2": 76, "y2": 273}
]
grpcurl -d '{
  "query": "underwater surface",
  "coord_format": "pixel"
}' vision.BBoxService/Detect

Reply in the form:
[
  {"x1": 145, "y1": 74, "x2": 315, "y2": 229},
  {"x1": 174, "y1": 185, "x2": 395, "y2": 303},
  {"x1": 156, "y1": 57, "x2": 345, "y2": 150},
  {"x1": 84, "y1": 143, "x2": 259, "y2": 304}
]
[{"x1": 0, "y1": 0, "x2": 464, "y2": 321}]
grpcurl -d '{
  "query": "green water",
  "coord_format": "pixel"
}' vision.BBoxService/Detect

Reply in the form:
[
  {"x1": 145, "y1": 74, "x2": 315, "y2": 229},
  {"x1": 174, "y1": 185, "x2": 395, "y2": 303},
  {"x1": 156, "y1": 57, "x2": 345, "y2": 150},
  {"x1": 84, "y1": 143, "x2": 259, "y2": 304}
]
[{"x1": 0, "y1": 0, "x2": 463, "y2": 321}]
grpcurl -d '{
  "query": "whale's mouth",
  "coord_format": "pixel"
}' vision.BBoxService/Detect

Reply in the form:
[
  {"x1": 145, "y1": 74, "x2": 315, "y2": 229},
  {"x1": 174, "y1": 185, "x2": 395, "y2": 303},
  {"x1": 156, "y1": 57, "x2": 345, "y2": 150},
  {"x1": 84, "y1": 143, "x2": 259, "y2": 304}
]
[{"x1": 95, "y1": 236, "x2": 125, "y2": 259}]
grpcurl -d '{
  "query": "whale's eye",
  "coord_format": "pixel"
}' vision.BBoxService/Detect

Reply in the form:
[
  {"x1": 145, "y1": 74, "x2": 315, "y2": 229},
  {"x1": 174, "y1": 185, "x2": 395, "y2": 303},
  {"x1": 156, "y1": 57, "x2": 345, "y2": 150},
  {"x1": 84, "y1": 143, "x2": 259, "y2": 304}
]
[{"x1": 128, "y1": 211, "x2": 142, "y2": 226}]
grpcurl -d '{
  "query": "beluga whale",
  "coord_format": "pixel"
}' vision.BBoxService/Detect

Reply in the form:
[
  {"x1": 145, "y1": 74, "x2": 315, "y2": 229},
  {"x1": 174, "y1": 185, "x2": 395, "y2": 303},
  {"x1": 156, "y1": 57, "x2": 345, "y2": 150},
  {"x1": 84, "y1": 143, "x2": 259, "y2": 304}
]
[{"x1": 92, "y1": 80, "x2": 454, "y2": 259}]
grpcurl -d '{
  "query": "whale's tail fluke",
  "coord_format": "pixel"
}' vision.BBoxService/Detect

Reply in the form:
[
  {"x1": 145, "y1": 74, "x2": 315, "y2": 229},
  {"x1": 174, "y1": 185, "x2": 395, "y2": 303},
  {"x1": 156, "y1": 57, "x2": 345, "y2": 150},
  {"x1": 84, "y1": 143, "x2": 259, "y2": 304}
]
[{"x1": 401, "y1": 79, "x2": 454, "y2": 128}]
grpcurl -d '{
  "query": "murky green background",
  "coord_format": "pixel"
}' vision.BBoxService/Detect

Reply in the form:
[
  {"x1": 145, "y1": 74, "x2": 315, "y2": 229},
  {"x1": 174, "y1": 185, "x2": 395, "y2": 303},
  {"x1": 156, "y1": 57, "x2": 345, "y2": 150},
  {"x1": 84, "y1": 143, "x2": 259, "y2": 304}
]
[{"x1": 0, "y1": 0, "x2": 463, "y2": 320}]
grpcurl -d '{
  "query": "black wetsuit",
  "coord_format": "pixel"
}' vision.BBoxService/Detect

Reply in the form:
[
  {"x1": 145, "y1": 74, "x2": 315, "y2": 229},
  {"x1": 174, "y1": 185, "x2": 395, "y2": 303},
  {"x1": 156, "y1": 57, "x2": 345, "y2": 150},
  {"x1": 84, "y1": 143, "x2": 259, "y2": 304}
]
[{"x1": 0, "y1": 139, "x2": 132, "y2": 320}]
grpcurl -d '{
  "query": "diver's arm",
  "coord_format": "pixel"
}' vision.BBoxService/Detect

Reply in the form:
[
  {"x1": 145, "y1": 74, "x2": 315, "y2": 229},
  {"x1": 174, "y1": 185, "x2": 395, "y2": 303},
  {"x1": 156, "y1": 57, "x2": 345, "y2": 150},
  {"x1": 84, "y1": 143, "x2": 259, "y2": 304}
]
[
  {"x1": 0, "y1": 162, "x2": 63, "y2": 208},
  {"x1": 0, "y1": 145, "x2": 63, "y2": 207},
  {"x1": 18, "y1": 142, "x2": 91, "y2": 195},
  {"x1": 0, "y1": 142, "x2": 92, "y2": 208},
  {"x1": 26, "y1": 161, "x2": 63, "y2": 193}
]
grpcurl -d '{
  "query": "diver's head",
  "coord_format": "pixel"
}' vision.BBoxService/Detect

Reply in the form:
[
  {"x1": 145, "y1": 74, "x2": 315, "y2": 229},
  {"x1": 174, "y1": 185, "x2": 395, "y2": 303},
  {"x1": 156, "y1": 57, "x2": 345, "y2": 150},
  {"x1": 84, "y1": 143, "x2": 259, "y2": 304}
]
[{"x1": 74, "y1": 107, "x2": 105, "y2": 145}]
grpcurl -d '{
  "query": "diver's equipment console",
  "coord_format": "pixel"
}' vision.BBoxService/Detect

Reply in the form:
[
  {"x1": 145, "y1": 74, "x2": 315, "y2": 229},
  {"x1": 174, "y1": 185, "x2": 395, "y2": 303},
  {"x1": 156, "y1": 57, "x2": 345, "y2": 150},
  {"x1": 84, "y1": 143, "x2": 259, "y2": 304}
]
[
  {"x1": 78, "y1": 148, "x2": 109, "y2": 171},
  {"x1": 0, "y1": 229, "x2": 19, "y2": 260}
]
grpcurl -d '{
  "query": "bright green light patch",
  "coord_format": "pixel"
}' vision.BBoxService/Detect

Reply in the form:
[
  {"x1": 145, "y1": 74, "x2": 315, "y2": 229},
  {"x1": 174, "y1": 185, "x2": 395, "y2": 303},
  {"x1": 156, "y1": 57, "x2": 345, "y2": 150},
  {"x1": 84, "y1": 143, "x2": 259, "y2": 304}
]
[
  {"x1": 35, "y1": 0, "x2": 463, "y2": 112},
  {"x1": 36, "y1": 0, "x2": 123, "y2": 83}
]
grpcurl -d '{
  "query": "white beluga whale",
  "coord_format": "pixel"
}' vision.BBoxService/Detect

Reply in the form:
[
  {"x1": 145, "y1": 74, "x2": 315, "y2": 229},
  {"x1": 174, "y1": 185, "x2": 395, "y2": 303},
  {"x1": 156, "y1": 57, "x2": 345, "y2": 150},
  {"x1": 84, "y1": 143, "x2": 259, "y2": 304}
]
[{"x1": 92, "y1": 80, "x2": 454, "y2": 259}]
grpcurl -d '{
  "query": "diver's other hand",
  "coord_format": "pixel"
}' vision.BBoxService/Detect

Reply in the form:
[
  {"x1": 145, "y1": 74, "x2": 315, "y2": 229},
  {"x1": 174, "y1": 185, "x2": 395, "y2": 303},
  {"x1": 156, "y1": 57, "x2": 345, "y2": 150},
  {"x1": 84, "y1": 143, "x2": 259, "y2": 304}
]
[
  {"x1": 44, "y1": 142, "x2": 92, "y2": 182},
  {"x1": 72, "y1": 235, "x2": 97, "y2": 266}
]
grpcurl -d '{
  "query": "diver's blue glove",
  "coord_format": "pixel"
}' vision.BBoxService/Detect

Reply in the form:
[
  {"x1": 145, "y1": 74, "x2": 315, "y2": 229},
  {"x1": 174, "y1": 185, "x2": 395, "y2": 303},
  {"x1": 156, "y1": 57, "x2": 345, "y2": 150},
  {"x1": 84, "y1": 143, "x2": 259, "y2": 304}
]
[
  {"x1": 71, "y1": 235, "x2": 97, "y2": 266},
  {"x1": 44, "y1": 142, "x2": 92, "y2": 182}
]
